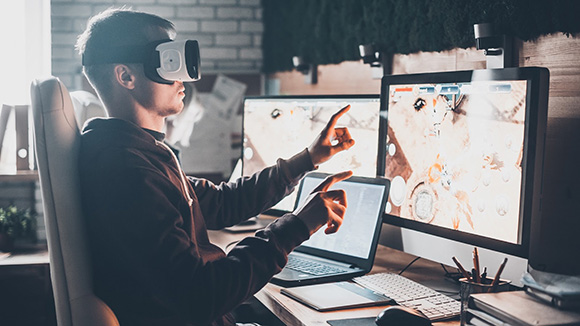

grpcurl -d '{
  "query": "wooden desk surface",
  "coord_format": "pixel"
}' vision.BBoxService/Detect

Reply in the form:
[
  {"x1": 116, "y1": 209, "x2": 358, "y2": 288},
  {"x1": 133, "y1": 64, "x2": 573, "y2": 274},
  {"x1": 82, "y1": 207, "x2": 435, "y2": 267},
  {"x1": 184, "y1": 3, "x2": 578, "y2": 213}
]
[
  {"x1": 2, "y1": 229, "x2": 460, "y2": 325},
  {"x1": 208, "y1": 228, "x2": 460, "y2": 326}
]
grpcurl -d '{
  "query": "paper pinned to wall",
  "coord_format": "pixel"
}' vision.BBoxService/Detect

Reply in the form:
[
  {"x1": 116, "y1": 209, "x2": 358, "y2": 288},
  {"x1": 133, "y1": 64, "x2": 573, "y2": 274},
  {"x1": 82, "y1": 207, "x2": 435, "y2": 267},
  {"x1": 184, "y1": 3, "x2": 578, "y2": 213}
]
[
  {"x1": 166, "y1": 83, "x2": 204, "y2": 147},
  {"x1": 202, "y1": 75, "x2": 247, "y2": 121},
  {"x1": 168, "y1": 75, "x2": 248, "y2": 177},
  {"x1": 178, "y1": 102, "x2": 232, "y2": 176}
]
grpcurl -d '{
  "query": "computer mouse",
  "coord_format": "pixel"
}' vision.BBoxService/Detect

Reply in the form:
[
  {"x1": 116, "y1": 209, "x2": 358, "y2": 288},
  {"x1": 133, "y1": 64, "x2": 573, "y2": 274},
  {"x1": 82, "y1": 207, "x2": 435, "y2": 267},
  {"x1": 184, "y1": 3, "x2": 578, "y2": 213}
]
[{"x1": 375, "y1": 305, "x2": 432, "y2": 326}]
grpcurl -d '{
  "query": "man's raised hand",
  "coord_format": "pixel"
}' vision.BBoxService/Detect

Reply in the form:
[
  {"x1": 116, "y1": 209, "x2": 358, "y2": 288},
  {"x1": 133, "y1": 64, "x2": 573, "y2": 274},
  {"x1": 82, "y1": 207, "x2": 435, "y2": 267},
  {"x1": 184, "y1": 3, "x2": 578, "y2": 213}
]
[
  {"x1": 307, "y1": 105, "x2": 355, "y2": 167},
  {"x1": 293, "y1": 171, "x2": 353, "y2": 236}
]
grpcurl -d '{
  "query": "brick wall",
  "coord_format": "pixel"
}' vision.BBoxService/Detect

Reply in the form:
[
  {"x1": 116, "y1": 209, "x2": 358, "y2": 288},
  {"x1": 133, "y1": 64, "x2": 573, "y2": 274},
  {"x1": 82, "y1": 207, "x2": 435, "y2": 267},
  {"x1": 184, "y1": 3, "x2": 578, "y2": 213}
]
[{"x1": 50, "y1": 0, "x2": 264, "y2": 90}]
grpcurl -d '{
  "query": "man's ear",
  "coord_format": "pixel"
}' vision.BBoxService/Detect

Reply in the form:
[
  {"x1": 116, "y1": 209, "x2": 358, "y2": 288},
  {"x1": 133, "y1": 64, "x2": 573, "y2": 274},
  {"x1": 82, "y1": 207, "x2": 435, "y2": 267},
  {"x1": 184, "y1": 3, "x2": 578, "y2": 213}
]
[{"x1": 113, "y1": 64, "x2": 136, "y2": 90}]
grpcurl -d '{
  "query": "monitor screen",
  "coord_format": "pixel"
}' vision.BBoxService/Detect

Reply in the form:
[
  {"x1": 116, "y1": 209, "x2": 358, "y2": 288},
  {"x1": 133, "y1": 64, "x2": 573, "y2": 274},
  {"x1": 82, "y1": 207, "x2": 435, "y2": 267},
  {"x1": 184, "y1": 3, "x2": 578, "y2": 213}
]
[
  {"x1": 242, "y1": 95, "x2": 381, "y2": 213},
  {"x1": 379, "y1": 68, "x2": 549, "y2": 258}
]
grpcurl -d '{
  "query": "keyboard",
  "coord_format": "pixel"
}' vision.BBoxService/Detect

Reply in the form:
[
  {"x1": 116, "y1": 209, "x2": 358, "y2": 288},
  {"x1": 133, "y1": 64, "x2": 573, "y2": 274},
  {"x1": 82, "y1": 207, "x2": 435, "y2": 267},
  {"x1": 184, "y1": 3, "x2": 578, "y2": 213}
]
[
  {"x1": 286, "y1": 255, "x2": 349, "y2": 276},
  {"x1": 353, "y1": 272, "x2": 461, "y2": 321}
]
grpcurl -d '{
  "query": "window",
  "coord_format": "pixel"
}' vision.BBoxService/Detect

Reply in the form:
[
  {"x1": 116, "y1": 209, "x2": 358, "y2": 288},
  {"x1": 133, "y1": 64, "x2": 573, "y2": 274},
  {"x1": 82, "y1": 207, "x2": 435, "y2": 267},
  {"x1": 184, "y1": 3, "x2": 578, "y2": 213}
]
[{"x1": 0, "y1": 0, "x2": 50, "y2": 173}]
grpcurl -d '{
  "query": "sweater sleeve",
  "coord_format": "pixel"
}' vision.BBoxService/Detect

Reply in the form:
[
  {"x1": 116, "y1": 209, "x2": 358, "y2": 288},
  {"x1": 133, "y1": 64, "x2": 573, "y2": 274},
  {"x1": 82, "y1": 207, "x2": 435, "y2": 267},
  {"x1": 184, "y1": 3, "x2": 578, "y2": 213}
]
[
  {"x1": 192, "y1": 148, "x2": 315, "y2": 229},
  {"x1": 81, "y1": 148, "x2": 311, "y2": 325}
]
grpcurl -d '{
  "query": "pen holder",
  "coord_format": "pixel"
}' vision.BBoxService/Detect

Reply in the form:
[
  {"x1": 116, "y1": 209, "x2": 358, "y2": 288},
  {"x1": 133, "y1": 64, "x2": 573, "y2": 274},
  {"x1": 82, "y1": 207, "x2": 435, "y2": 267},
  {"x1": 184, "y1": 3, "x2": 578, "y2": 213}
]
[{"x1": 459, "y1": 277, "x2": 511, "y2": 326}]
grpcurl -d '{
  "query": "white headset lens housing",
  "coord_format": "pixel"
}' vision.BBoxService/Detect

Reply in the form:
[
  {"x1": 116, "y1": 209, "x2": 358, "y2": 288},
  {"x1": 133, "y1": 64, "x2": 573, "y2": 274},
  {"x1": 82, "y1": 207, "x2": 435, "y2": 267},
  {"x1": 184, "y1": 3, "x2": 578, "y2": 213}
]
[
  {"x1": 160, "y1": 49, "x2": 182, "y2": 72},
  {"x1": 155, "y1": 40, "x2": 200, "y2": 82}
]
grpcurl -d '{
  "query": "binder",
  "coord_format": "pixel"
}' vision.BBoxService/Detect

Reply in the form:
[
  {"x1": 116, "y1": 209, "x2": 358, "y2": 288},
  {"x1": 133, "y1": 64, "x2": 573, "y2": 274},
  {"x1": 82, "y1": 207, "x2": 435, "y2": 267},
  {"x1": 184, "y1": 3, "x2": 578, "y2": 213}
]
[
  {"x1": 0, "y1": 104, "x2": 30, "y2": 171},
  {"x1": 468, "y1": 291, "x2": 580, "y2": 326},
  {"x1": 0, "y1": 105, "x2": 12, "y2": 161},
  {"x1": 524, "y1": 285, "x2": 580, "y2": 310},
  {"x1": 14, "y1": 105, "x2": 29, "y2": 170},
  {"x1": 465, "y1": 308, "x2": 510, "y2": 326}
]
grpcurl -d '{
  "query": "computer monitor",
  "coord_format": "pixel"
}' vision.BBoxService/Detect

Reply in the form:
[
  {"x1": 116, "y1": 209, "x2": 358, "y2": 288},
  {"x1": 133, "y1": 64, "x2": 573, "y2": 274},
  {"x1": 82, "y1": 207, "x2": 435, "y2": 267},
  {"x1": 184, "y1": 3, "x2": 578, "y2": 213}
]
[
  {"x1": 242, "y1": 95, "x2": 381, "y2": 214},
  {"x1": 378, "y1": 67, "x2": 549, "y2": 285}
]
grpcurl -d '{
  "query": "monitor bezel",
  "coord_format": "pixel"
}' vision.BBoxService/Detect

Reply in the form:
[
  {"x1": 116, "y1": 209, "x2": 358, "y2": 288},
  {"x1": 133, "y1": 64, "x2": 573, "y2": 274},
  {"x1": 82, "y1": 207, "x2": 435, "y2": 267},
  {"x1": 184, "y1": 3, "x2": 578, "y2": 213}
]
[
  {"x1": 378, "y1": 67, "x2": 550, "y2": 258},
  {"x1": 242, "y1": 94, "x2": 381, "y2": 217}
]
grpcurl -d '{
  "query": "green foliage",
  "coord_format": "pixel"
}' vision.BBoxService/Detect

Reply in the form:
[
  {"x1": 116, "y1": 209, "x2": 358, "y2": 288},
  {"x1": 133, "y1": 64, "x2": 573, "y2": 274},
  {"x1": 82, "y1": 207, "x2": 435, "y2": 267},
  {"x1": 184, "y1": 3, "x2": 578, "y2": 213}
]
[
  {"x1": 0, "y1": 206, "x2": 37, "y2": 240},
  {"x1": 262, "y1": 0, "x2": 580, "y2": 73}
]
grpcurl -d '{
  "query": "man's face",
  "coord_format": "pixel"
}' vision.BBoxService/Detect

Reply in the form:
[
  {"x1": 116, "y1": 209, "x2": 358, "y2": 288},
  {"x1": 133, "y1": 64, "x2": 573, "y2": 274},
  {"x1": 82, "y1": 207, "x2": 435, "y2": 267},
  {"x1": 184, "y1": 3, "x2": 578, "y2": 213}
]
[{"x1": 130, "y1": 27, "x2": 186, "y2": 118}]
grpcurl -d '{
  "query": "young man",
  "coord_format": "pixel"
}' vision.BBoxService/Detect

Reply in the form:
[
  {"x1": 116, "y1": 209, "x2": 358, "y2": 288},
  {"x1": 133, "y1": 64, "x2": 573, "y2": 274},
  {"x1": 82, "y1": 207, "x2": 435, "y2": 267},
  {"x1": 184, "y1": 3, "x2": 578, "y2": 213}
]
[{"x1": 77, "y1": 8, "x2": 355, "y2": 326}]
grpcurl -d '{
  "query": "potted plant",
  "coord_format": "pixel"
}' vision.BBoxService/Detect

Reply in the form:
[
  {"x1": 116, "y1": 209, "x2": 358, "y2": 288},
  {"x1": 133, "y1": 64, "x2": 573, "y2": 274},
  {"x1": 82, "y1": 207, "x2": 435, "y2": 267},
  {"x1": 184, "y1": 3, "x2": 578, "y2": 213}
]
[{"x1": 0, "y1": 205, "x2": 37, "y2": 252}]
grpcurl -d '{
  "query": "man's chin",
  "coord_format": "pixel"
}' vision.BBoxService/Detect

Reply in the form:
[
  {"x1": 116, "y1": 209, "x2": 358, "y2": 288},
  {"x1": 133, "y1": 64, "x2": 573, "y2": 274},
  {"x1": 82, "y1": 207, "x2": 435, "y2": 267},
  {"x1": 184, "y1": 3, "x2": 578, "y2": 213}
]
[{"x1": 168, "y1": 104, "x2": 185, "y2": 116}]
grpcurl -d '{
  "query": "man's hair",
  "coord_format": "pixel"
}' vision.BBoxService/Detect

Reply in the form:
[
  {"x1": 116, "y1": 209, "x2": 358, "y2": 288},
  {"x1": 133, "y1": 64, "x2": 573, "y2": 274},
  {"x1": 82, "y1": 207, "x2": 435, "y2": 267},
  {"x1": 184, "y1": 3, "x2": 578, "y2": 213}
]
[{"x1": 76, "y1": 7, "x2": 176, "y2": 98}]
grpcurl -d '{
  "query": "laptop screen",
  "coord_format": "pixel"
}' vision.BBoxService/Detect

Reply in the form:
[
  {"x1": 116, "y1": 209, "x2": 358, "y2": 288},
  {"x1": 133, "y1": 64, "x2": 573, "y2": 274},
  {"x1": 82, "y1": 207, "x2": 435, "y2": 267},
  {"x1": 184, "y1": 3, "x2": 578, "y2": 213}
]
[{"x1": 295, "y1": 174, "x2": 388, "y2": 260}]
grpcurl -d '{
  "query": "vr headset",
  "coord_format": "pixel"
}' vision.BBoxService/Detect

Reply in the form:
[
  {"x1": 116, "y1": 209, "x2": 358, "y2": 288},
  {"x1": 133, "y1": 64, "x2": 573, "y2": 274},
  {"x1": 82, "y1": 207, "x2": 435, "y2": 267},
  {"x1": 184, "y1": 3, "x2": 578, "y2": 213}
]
[{"x1": 82, "y1": 39, "x2": 201, "y2": 84}]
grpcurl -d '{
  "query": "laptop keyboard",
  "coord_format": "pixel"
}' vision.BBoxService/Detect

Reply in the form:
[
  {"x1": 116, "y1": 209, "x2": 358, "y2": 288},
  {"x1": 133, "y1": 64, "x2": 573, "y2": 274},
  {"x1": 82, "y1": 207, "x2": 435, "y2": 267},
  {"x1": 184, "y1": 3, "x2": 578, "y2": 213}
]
[
  {"x1": 353, "y1": 272, "x2": 460, "y2": 321},
  {"x1": 286, "y1": 255, "x2": 350, "y2": 276}
]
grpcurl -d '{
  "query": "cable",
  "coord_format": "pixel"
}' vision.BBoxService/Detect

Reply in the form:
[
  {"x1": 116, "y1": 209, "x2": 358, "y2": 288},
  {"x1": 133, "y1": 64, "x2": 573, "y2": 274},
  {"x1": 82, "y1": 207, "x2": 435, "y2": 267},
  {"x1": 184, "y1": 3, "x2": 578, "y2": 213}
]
[
  {"x1": 441, "y1": 263, "x2": 451, "y2": 275},
  {"x1": 225, "y1": 240, "x2": 241, "y2": 252},
  {"x1": 398, "y1": 256, "x2": 421, "y2": 275},
  {"x1": 440, "y1": 263, "x2": 464, "y2": 283}
]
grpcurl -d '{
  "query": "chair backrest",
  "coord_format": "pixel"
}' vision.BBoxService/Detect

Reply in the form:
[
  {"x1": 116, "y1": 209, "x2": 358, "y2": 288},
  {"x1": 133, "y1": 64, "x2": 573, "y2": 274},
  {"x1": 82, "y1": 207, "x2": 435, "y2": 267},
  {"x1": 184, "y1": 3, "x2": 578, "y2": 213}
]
[{"x1": 30, "y1": 77, "x2": 118, "y2": 326}]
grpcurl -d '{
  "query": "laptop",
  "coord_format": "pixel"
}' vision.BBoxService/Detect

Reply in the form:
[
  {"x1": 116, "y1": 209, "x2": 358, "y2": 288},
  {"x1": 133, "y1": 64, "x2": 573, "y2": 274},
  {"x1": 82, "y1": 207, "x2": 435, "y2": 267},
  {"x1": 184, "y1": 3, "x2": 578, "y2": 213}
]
[{"x1": 270, "y1": 172, "x2": 390, "y2": 287}]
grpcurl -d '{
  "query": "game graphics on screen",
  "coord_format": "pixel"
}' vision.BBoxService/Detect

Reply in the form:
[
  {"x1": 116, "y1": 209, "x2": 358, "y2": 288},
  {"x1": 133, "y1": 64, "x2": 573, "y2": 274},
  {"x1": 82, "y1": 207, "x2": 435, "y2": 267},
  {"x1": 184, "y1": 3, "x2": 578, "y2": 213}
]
[
  {"x1": 243, "y1": 98, "x2": 380, "y2": 211},
  {"x1": 384, "y1": 81, "x2": 528, "y2": 244}
]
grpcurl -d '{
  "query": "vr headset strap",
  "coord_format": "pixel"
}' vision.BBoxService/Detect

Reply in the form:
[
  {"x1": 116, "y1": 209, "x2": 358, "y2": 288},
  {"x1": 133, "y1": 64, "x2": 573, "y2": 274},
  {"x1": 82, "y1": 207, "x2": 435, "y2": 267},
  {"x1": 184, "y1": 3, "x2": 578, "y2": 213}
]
[{"x1": 81, "y1": 39, "x2": 168, "y2": 66}]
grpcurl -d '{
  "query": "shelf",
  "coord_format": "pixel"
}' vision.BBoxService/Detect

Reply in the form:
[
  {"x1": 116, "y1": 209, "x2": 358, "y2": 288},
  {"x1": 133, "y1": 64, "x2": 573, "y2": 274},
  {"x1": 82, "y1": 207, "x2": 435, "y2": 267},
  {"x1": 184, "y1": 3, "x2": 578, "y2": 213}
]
[{"x1": 0, "y1": 171, "x2": 39, "y2": 183}]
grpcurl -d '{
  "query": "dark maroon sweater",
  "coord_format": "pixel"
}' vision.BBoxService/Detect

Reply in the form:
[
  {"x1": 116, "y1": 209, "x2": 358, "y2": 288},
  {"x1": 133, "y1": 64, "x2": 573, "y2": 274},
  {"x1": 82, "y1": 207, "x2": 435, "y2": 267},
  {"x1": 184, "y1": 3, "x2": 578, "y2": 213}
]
[{"x1": 79, "y1": 118, "x2": 313, "y2": 326}]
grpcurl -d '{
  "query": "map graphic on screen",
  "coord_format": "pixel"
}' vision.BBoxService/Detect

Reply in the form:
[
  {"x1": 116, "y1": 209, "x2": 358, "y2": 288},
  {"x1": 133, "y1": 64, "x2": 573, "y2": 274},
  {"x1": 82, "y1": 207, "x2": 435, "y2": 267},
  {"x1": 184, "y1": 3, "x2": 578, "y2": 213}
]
[
  {"x1": 384, "y1": 80, "x2": 528, "y2": 244},
  {"x1": 243, "y1": 96, "x2": 381, "y2": 212}
]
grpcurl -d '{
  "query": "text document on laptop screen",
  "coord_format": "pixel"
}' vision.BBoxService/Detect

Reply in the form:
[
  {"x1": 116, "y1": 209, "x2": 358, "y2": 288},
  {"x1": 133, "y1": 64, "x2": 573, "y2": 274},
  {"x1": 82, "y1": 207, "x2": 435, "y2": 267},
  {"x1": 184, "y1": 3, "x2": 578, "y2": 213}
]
[{"x1": 296, "y1": 176, "x2": 386, "y2": 259}]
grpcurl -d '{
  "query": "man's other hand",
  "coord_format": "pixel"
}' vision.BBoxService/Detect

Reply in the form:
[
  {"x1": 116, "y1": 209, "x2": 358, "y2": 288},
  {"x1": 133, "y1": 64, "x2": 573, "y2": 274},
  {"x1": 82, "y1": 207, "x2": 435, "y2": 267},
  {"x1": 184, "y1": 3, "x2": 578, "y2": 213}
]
[
  {"x1": 307, "y1": 105, "x2": 355, "y2": 167},
  {"x1": 293, "y1": 171, "x2": 353, "y2": 236}
]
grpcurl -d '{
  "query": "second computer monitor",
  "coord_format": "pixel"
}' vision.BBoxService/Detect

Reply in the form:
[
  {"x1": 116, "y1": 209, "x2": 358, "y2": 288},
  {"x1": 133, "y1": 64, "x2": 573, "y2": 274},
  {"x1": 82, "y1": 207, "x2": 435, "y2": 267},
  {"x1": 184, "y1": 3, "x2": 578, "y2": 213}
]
[
  {"x1": 242, "y1": 95, "x2": 381, "y2": 213},
  {"x1": 379, "y1": 67, "x2": 550, "y2": 259}
]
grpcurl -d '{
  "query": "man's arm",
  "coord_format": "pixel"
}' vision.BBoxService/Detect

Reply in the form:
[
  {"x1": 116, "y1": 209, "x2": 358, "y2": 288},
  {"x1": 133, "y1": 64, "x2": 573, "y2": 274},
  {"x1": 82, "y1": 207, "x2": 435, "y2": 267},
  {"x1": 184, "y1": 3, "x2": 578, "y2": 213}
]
[
  {"x1": 82, "y1": 155, "x2": 311, "y2": 325},
  {"x1": 193, "y1": 105, "x2": 355, "y2": 230},
  {"x1": 82, "y1": 149, "x2": 352, "y2": 325},
  {"x1": 191, "y1": 148, "x2": 314, "y2": 230}
]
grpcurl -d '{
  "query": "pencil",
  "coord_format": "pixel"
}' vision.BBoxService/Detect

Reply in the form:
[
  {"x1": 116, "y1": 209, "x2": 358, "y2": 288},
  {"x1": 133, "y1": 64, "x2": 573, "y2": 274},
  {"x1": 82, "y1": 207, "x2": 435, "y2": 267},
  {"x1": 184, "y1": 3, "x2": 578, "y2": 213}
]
[
  {"x1": 473, "y1": 247, "x2": 481, "y2": 283},
  {"x1": 452, "y1": 256, "x2": 471, "y2": 281},
  {"x1": 489, "y1": 258, "x2": 508, "y2": 292}
]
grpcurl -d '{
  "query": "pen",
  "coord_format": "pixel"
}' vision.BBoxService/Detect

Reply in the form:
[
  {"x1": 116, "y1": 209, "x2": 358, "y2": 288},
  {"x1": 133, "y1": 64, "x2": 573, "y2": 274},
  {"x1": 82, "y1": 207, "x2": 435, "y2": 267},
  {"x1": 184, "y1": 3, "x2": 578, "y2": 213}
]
[
  {"x1": 481, "y1": 267, "x2": 487, "y2": 283},
  {"x1": 473, "y1": 247, "x2": 481, "y2": 283},
  {"x1": 452, "y1": 256, "x2": 471, "y2": 281},
  {"x1": 489, "y1": 258, "x2": 508, "y2": 292}
]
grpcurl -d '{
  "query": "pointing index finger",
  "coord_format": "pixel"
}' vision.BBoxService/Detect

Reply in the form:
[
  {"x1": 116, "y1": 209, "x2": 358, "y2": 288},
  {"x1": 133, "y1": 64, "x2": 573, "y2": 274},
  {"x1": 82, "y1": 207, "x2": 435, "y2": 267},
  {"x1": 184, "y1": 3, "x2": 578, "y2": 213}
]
[
  {"x1": 312, "y1": 170, "x2": 353, "y2": 193},
  {"x1": 324, "y1": 105, "x2": 351, "y2": 133}
]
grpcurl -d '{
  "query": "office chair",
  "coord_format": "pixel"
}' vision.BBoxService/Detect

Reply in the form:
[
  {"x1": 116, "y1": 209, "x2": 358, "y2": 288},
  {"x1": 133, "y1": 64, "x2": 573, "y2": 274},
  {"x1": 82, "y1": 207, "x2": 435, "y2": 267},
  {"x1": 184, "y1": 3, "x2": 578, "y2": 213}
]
[{"x1": 30, "y1": 77, "x2": 119, "y2": 326}]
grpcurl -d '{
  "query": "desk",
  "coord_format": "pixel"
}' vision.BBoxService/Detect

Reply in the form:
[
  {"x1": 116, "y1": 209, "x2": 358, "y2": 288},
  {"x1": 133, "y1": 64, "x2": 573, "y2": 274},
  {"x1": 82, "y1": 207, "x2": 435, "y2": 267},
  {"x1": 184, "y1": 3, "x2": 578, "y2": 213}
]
[
  {"x1": 208, "y1": 230, "x2": 460, "y2": 326},
  {"x1": 0, "y1": 245, "x2": 55, "y2": 326},
  {"x1": 0, "y1": 246, "x2": 49, "y2": 266}
]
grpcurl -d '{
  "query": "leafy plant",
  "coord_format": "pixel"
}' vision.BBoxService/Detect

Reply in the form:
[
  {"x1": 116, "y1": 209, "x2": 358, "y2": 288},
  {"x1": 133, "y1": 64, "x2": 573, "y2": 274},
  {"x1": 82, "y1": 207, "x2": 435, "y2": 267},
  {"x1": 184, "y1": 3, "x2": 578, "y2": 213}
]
[{"x1": 0, "y1": 205, "x2": 37, "y2": 240}]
